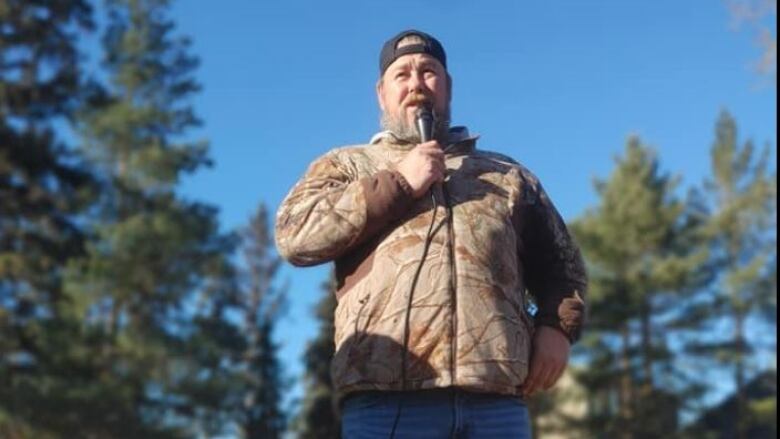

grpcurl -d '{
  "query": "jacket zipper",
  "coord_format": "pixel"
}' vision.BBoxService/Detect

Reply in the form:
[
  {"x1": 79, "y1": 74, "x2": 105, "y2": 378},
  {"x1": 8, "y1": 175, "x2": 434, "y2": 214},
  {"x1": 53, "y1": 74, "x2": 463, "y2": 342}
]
[{"x1": 442, "y1": 183, "x2": 458, "y2": 384}]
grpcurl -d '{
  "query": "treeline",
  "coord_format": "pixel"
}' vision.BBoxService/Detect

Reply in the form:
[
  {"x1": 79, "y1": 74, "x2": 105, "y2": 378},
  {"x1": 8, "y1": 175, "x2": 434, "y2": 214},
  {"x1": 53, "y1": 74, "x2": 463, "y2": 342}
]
[
  {"x1": 529, "y1": 113, "x2": 777, "y2": 439},
  {"x1": 1, "y1": 1, "x2": 286, "y2": 438}
]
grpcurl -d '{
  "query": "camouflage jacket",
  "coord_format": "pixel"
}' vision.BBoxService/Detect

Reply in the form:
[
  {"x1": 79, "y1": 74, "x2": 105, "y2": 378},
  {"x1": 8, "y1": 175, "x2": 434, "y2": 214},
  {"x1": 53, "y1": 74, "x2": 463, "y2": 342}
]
[{"x1": 275, "y1": 127, "x2": 587, "y2": 398}]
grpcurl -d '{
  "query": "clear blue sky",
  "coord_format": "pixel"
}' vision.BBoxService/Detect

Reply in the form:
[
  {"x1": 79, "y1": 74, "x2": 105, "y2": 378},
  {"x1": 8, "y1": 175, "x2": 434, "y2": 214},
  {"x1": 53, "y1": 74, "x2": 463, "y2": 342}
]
[{"x1": 164, "y1": 0, "x2": 776, "y2": 410}]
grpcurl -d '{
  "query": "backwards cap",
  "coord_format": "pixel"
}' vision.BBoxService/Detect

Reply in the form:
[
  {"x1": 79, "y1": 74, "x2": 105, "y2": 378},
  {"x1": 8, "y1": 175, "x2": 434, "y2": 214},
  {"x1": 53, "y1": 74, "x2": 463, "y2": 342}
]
[{"x1": 379, "y1": 29, "x2": 447, "y2": 76}]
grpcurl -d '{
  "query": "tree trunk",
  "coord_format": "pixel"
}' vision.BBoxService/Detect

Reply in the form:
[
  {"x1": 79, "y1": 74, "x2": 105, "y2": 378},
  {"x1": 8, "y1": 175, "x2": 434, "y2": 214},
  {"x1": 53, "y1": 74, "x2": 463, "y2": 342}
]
[
  {"x1": 640, "y1": 300, "x2": 654, "y2": 393},
  {"x1": 620, "y1": 325, "x2": 634, "y2": 439},
  {"x1": 735, "y1": 311, "x2": 747, "y2": 439}
]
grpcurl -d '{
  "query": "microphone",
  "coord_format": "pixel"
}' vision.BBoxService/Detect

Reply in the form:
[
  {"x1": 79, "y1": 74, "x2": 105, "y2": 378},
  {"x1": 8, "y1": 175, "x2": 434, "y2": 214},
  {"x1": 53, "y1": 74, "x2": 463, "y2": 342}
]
[
  {"x1": 415, "y1": 106, "x2": 434, "y2": 143},
  {"x1": 415, "y1": 105, "x2": 445, "y2": 204}
]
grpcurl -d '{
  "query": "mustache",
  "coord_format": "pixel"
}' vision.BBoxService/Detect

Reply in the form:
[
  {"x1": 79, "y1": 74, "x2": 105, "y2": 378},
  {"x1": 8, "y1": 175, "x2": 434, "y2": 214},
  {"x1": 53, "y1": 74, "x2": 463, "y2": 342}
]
[{"x1": 403, "y1": 92, "x2": 432, "y2": 109}]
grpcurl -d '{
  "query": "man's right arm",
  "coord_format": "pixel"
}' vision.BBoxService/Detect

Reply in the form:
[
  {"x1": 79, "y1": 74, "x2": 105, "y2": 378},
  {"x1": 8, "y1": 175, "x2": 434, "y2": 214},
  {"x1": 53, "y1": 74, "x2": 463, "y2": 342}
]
[{"x1": 275, "y1": 152, "x2": 415, "y2": 267}]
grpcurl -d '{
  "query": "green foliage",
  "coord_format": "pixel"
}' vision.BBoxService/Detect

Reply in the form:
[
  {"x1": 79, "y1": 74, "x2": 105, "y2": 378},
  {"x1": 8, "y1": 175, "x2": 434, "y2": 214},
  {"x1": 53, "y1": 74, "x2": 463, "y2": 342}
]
[
  {"x1": 750, "y1": 396, "x2": 777, "y2": 433},
  {"x1": 684, "y1": 369, "x2": 777, "y2": 439},
  {"x1": 566, "y1": 111, "x2": 776, "y2": 439},
  {"x1": 685, "y1": 109, "x2": 777, "y2": 438},
  {"x1": 570, "y1": 136, "x2": 709, "y2": 438},
  {"x1": 2, "y1": 1, "x2": 292, "y2": 437},
  {"x1": 61, "y1": 0, "x2": 240, "y2": 435},
  {"x1": 235, "y1": 204, "x2": 288, "y2": 439},
  {"x1": 0, "y1": 1, "x2": 106, "y2": 437},
  {"x1": 293, "y1": 275, "x2": 341, "y2": 439}
]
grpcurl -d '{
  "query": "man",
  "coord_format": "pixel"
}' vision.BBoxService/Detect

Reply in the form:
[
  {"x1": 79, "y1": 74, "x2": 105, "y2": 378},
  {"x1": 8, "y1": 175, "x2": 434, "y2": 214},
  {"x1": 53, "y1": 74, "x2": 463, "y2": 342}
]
[{"x1": 276, "y1": 29, "x2": 587, "y2": 438}]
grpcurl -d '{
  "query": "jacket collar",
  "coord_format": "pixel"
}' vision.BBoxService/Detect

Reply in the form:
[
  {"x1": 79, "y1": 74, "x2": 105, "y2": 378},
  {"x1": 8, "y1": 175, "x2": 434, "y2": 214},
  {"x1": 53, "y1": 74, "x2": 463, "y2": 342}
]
[{"x1": 370, "y1": 126, "x2": 479, "y2": 154}]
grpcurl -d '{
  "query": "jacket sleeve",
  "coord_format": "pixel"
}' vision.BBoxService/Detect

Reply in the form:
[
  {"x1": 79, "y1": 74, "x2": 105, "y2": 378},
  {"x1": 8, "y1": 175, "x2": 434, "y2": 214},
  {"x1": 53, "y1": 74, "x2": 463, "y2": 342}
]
[
  {"x1": 275, "y1": 151, "x2": 415, "y2": 267},
  {"x1": 520, "y1": 177, "x2": 588, "y2": 343}
]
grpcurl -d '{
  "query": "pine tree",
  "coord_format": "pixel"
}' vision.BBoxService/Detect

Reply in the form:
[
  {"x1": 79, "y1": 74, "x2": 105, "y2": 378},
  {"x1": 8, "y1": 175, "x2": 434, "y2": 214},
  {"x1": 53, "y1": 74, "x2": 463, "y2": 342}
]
[
  {"x1": 237, "y1": 204, "x2": 288, "y2": 439},
  {"x1": 293, "y1": 274, "x2": 341, "y2": 439},
  {"x1": 66, "y1": 0, "x2": 234, "y2": 435},
  {"x1": 0, "y1": 1, "x2": 107, "y2": 436},
  {"x1": 570, "y1": 137, "x2": 707, "y2": 438},
  {"x1": 687, "y1": 110, "x2": 777, "y2": 439}
]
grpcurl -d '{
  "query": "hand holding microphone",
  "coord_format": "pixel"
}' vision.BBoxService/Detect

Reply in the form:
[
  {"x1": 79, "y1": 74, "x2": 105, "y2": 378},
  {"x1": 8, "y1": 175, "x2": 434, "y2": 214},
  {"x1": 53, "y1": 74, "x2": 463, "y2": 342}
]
[{"x1": 395, "y1": 106, "x2": 446, "y2": 198}]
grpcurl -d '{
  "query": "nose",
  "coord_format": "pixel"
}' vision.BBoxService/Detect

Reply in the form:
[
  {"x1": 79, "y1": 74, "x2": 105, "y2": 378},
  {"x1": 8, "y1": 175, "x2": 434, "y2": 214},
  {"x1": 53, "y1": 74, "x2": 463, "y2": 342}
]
[{"x1": 407, "y1": 70, "x2": 425, "y2": 93}]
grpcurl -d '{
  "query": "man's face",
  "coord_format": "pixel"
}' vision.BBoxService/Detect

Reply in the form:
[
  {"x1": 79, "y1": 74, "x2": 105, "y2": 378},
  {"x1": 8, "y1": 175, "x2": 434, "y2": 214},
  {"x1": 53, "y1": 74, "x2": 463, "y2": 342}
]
[{"x1": 376, "y1": 53, "x2": 451, "y2": 139}]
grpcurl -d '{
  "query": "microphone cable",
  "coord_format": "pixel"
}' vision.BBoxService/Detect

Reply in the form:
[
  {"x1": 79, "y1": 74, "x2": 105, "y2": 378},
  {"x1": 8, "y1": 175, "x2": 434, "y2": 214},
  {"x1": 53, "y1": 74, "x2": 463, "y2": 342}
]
[
  {"x1": 389, "y1": 106, "x2": 457, "y2": 438},
  {"x1": 389, "y1": 188, "x2": 438, "y2": 439}
]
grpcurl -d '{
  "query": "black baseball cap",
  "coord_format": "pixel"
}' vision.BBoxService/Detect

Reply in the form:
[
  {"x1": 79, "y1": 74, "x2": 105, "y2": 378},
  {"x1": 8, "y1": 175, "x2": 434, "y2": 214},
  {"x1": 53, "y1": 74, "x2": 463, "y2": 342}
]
[{"x1": 379, "y1": 29, "x2": 447, "y2": 76}]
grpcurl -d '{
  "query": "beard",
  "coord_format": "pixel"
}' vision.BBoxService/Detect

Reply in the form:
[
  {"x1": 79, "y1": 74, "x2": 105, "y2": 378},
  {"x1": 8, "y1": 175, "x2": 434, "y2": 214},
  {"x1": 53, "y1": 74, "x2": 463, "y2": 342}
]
[{"x1": 380, "y1": 106, "x2": 451, "y2": 144}]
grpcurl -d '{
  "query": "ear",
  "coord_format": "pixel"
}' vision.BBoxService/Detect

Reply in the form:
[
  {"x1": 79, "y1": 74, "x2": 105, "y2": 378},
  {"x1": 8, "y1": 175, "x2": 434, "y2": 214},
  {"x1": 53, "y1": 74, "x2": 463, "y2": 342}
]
[
  {"x1": 446, "y1": 73, "x2": 453, "y2": 104},
  {"x1": 376, "y1": 78, "x2": 387, "y2": 112}
]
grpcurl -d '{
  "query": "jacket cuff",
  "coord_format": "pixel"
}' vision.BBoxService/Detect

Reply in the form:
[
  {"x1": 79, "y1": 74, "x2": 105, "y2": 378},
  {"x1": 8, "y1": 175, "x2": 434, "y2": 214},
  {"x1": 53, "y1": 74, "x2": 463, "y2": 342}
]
[{"x1": 534, "y1": 290, "x2": 586, "y2": 344}]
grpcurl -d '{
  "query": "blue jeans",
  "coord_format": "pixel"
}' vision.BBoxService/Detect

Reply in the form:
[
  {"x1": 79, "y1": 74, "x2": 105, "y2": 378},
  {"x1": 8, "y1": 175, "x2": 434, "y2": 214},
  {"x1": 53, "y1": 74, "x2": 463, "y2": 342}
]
[{"x1": 341, "y1": 388, "x2": 532, "y2": 439}]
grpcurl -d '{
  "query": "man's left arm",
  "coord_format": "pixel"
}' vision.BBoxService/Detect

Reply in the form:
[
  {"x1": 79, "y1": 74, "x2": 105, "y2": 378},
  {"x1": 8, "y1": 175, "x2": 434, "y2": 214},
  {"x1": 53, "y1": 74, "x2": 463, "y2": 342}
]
[{"x1": 519, "y1": 179, "x2": 587, "y2": 396}]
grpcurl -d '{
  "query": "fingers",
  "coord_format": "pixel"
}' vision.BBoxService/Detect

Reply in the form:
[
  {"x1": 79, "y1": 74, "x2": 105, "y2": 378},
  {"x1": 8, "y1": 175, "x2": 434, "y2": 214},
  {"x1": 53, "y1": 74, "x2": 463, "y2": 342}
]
[
  {"x1": 521, "y1": 357, "x2": 556, "y2": 397},
  {"x1": 395, "y1": 141, "x2": 447, "y2": 198},
  {"x1": 541, "y1": 362, "x2": 565, "y2": 390},
  {"x1": 538, "y1": 365, "x2": 557, "y2": 390},
  {"x1": 424, "y1": 160, "x2": 446, "y2": 186},
  {"x1": 520, "y1": 326, "x2": 571, "y2": 397},
  {"x1": 417, "y1": 140, "x2": 442, "y2": 150},
  {"x1": 413, "y1": 141, "x2": 446, "y2": 183},
  {"x1": 520, "y1": 358, "x2": 543, "y2": 397},
  {"x1": 524, "y1": 370, "x2": 565, "y2": 397},
  {"x1": 416, "y1": 141, "x2": 445, "y2": 159},
  {"x1": 521, "y1": 347, "x2": 569, "y2": 397},
  {"x1": 433, "y1": 166, "x2": 445, "y2": 184}
]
